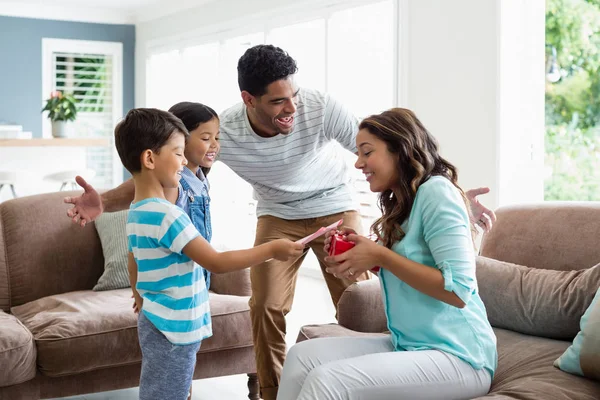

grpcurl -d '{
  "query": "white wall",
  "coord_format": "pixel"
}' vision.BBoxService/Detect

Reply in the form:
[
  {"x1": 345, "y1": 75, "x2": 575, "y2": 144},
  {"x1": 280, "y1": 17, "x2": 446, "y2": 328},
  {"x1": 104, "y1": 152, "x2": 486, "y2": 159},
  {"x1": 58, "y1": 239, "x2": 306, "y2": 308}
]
[
  {"x1": 402, "y1": 0, "x2": 545, "y2": 210},
  {"x1": 402, "y1": 0, "x2": 500, "y2": 206},
  {"x1": 136, "y1": 0, "x2": 546, "y2": 212},
  {"x1": 497, "y1": 0, "x2": 546, "y2": 205}
]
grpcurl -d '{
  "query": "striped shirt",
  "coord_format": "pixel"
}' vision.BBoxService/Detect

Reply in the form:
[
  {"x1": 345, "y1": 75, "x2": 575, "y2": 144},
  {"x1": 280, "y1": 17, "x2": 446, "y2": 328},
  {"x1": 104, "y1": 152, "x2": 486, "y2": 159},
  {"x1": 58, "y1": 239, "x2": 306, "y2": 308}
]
[
  {"x1": 127, "y1": 198, "x2": 212, "y2": 345},
  {"x1": 219, "y1": 88, "x2": 360, "y2": 220}
]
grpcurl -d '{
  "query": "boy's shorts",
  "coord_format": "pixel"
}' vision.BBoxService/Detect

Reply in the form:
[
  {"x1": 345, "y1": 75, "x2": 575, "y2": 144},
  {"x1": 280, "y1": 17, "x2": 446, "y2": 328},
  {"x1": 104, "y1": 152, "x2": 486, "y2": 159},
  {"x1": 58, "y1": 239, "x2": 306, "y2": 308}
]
[{"x1": 138, "y1": 311, "x2": 201, "y2": 400}]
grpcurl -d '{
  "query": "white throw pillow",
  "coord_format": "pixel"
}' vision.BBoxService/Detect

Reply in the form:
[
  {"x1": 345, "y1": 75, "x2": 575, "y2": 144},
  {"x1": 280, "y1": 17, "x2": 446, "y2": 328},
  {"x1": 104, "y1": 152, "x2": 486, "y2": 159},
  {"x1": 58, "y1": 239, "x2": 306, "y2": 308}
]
[{"x1": 93, "y1": 210, "x2": 130, "y2": 291}]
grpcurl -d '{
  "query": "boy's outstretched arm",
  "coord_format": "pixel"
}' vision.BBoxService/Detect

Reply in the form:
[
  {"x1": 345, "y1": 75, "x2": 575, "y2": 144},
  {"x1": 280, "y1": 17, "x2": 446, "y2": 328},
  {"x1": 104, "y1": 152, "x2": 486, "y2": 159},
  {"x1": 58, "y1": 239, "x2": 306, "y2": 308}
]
[
  {"x1": 183, "y1": 236, "x2": 304, "y2": 274},
  {"x1": 127, "y1": 252, "x2": 143, "y2": 314}
]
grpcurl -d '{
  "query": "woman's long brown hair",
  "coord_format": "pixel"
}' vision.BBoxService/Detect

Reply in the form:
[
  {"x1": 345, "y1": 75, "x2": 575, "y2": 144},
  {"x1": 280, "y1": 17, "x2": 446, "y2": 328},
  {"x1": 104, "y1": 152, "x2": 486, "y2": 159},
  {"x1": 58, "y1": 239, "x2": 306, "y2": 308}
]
[{"x1": 359, "y1": 108, "x2": 472, "y2": 249}]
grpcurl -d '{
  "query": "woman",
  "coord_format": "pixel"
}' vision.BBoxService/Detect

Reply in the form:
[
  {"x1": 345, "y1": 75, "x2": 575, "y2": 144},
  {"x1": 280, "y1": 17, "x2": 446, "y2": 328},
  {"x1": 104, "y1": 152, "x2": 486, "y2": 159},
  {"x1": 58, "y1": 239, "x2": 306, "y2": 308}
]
[{"x1": 277, "y1": 108, "x2": 497, "y2": 400}]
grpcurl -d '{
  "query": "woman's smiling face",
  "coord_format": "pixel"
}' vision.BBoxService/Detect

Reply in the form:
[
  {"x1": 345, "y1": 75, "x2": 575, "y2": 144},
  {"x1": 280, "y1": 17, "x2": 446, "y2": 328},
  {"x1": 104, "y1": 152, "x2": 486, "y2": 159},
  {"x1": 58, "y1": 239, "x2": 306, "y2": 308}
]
[{"x1": 354, "y1": 128, "x2": 400, "y2": 193}]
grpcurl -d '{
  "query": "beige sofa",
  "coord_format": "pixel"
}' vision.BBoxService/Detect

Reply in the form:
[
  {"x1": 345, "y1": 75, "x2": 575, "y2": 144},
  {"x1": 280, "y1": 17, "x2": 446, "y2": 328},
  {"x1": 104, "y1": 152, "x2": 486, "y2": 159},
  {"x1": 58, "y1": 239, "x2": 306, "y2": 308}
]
[
  {"x1": 0, "y1": 191, "x2": 259, "y2": 399},
  {"x1": 297, "y1": 202, "x2": 600, "y2": 399}
]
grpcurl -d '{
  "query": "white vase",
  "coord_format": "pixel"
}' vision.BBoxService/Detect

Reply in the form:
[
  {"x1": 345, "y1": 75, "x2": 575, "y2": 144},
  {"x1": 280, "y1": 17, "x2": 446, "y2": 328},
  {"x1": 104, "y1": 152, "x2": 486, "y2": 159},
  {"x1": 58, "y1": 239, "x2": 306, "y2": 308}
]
[{"x1": 51, "y1": 121, "x2": 68, "y2": 138}]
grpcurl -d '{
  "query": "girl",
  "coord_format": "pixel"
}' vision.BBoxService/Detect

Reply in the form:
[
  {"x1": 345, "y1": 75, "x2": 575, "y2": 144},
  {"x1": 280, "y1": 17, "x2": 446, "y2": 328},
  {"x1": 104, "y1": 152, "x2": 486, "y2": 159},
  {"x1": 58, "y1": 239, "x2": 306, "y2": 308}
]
[
  {"x1": 277, "y1": 108, "x2": 497, "y2": 400},
  {"x1": 168, "y1": 102, "x2": 220, "y2": 290}
]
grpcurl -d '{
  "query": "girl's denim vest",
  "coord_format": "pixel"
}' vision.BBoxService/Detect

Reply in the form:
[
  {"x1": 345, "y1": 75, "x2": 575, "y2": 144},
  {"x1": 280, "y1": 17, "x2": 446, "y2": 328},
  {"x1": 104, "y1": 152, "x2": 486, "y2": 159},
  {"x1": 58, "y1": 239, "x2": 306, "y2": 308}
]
[{"x1": 179, "y1": 176, "x2": 212, "y2": 289}]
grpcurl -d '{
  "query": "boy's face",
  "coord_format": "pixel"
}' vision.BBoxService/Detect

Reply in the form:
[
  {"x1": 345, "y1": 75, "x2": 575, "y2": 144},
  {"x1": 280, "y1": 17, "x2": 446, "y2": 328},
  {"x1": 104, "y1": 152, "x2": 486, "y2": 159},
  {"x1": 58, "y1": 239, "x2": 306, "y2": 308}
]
[{"x1": 155, "y1": 132, "x2": 187, "y2": 188}]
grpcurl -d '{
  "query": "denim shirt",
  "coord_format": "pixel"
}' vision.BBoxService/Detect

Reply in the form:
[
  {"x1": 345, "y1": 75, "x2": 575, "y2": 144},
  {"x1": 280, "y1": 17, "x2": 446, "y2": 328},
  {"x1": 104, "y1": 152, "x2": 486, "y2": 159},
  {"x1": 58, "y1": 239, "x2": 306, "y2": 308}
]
[{"x1": 176, "y1": 167, "x2": 212, "y2": 289}]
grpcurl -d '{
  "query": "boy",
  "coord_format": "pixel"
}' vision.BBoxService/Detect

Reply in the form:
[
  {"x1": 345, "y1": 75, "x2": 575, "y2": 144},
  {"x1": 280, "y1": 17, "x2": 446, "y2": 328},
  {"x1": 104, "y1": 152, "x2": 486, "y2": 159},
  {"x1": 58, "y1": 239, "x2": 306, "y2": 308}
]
[{"x1": 114, "y1": 108, "x2": 304, "y2": 400}]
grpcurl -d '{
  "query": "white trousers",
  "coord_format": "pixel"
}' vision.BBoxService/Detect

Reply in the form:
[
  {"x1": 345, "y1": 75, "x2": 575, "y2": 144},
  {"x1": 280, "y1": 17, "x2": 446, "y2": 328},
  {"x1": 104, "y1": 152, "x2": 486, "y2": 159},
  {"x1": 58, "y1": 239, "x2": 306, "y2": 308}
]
[{"x1": 277, "y1": 336, "x2": 491, "y2": 400}]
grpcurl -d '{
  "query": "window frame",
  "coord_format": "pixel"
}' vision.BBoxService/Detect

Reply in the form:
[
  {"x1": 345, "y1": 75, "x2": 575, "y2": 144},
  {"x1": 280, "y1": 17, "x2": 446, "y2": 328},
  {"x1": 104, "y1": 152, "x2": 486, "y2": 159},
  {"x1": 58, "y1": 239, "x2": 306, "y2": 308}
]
[{"x1": 42, "y1": 38, "x2": 124, "y2": 186}]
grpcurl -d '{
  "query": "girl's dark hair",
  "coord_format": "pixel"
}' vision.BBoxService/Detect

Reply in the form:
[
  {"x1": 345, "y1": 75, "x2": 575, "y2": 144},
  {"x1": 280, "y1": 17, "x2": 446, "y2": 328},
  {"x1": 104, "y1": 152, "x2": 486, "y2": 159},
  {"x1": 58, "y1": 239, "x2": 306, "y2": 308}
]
[
  {"x1": 168, "y1": 102, "x2": 218, "y2": 176},
  {"x1": 115, "y1": 108, "x2": 188, "y2": 174},
  {"x1": 237, "y1": 44, "x2": 298, "y2": 96},
  {"x1": 359, "y1": 108, "x2": 472, "y2": 248}
]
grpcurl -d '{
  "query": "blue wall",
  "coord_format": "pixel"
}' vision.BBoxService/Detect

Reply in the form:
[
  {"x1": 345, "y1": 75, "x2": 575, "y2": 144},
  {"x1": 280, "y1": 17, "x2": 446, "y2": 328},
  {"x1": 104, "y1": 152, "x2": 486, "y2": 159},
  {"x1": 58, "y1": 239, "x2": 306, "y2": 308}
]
[{"x1": 0, "y1": 16, "x2": 134, "y2": 137}]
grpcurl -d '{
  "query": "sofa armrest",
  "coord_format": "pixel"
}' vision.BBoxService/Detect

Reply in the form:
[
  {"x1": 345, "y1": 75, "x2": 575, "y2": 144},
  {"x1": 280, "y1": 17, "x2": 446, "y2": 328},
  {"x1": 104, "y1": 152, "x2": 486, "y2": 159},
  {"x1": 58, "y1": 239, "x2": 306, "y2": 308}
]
[
  {"x1": 0, "y1": 311, "x2": 36, "y2": 387},
  {"x1": 209, "y1": 269, "x2": 251, "y2": 297},
  {"x1": 337, "y1": 279, "x2": 387, "y2": 333}
]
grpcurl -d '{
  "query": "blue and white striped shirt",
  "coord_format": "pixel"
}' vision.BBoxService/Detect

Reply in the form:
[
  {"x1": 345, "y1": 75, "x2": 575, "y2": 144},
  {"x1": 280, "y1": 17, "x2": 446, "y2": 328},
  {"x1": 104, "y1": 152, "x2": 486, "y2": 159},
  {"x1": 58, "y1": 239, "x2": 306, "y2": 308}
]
[{"x1": 127, "y1": 198, "x2": 212, "y2": 345}]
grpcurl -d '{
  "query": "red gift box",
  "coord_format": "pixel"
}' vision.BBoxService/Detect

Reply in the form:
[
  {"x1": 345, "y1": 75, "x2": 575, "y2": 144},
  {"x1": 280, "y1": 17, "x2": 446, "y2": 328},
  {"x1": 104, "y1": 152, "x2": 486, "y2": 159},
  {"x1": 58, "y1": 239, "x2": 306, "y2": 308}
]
[
  {"x1": 328, "y1": 234, "x2": 381, "y2": 274},
  {"x1": 328, "y1": 234, "x2": 355, "y2": 256}
]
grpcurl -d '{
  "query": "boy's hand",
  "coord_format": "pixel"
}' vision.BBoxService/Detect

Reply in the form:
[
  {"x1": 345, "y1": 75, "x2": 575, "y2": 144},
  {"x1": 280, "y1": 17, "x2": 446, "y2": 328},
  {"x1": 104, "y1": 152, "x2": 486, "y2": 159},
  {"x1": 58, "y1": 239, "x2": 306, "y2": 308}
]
[
  {"x1": 64, "y1": 176, "x2": 103, "y2": 227},
  {"x1": 131, "y1": 293, "x2": 143, "y2": 314},
  {"x1": 271, "y1": 239, "x2": 305, "y2": 261}
]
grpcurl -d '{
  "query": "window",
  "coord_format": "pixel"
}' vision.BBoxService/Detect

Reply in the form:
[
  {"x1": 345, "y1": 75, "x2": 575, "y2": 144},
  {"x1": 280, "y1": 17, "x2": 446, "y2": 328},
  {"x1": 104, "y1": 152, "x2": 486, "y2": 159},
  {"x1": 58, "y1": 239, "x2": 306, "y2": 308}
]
[
  {"x1": 42, "y1": 39, "x2": 123, "y2": 188},
  {"x1": 145, "y1": 0, "x2": 397, "y2": 250},
  {"x1": 544, "y1": 2, "x2": 600, "y2": 201}
]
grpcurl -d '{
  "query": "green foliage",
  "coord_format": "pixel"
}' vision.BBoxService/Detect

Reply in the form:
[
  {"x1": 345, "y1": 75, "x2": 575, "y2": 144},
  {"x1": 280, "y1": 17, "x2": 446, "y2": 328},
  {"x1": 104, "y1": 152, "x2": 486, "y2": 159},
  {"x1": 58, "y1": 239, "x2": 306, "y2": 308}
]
[
  {"x1": 55, "y1": 56, "x2": 109, "y2": 113},
  {"x1": 545, "y1": 0, "x2": 600, "y2": 200},
  {"x1": 41, "y1": 91, "x2": 78, "y2": 122}
]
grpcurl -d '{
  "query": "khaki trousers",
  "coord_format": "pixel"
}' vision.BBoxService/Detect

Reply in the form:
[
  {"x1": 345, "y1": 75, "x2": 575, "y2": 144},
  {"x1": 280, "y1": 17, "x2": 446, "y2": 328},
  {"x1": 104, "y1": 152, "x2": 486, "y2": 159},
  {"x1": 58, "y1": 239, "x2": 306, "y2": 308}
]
[{"x1": 249, "y1": 210, "x2": 370, "y2": 400}]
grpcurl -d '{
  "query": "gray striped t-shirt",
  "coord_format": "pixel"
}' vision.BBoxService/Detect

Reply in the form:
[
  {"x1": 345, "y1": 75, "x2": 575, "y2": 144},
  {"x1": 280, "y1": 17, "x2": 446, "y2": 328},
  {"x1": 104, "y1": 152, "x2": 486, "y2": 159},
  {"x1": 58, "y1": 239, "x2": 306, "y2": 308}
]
[{"x1": 219, "y1": 88, "x2": 360, "y2": 220}]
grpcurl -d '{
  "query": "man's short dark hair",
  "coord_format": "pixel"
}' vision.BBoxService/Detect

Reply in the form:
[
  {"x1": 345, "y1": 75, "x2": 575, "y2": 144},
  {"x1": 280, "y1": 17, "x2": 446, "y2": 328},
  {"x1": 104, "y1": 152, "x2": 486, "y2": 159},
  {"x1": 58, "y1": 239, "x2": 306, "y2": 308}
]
[
  {"x1": 237, "y1": 44, "x2": 298, "y2": 96},
  {"x1": 114, "y1": 108, "x2": 188, "y2": 174}
]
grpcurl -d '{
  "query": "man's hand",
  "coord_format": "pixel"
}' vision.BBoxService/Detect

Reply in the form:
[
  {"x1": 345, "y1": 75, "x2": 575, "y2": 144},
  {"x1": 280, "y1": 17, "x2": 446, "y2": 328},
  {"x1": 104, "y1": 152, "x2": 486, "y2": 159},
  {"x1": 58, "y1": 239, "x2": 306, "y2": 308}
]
[
  {"x1": 465, "y1": 187, "x2": 496, "y2": 233},
  {"x1": 64, "y1": 176, "x2": 103, "y2": 227}
]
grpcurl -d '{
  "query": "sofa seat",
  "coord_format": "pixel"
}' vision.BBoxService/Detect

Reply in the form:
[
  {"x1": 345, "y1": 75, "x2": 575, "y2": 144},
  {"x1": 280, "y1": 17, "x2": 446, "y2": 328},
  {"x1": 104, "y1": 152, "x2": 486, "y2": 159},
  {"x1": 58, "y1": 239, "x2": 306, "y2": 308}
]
[
  {"x1": 482, "y1": 328, "x2": 600, "y2": 400},
  {"x1": 297, "y1": 323, "x2": 388, "y2": 342},
  {"x1": 11, "y1": 289, "x2": 254, "y2": 378},
  {"x1": 11, "y1": 289, "x2": 139, "y2": 377},
  {"x1": 296, "y1": 324, "x2": 600, "y2": 399},
  {"x1": 0, "y1": 311, "x2": 37, "y2": 386}
]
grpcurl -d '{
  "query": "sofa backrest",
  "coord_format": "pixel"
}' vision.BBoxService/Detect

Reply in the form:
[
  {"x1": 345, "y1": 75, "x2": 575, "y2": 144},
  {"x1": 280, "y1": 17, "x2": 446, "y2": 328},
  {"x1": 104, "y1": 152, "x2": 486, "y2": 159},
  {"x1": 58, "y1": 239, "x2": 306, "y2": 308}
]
[
  {"x1": 480, "y1": 202, "x2": 600, "y2": 271},
  {"x1": 0, "y1": 191, "x2": 105, "y2": 312}
]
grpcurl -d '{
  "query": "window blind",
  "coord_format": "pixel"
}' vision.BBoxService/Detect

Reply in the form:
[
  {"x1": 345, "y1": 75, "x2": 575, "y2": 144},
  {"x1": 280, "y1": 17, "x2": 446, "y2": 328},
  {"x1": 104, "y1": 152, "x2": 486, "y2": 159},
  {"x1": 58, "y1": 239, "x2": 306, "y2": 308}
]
[{"x1": 52, "y1": 52, "x2": 115, "y2": 189}]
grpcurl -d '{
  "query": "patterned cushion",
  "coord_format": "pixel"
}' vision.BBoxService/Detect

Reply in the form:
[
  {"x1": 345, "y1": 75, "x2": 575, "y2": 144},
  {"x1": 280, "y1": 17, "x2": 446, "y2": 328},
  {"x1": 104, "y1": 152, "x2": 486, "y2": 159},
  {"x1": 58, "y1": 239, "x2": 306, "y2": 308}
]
[
  {"x1": 554, "y1": 287, "x2": 600, "y2": 381},
  {"x1": 93, "y1": 210, "x2": 130, "y2": 291}
]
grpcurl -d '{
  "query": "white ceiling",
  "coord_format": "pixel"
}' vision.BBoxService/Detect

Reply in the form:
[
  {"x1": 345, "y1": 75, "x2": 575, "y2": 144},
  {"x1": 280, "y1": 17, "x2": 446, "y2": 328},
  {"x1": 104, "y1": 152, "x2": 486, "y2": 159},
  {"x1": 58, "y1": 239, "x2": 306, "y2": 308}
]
[
  {"x1": 0, "y1": 0, "x2": 215, "y2": 24},
  {"x1": 6, "y1": 0, "x2": 163, "y2": 10}
]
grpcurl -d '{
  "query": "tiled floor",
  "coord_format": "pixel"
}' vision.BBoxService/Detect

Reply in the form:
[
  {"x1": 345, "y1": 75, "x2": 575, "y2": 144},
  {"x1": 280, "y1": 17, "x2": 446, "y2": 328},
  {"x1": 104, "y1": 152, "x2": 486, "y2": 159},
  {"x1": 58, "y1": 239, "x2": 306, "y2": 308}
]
[{"x1": 51, "y1": 256, "x2": 337, "y2": 400}]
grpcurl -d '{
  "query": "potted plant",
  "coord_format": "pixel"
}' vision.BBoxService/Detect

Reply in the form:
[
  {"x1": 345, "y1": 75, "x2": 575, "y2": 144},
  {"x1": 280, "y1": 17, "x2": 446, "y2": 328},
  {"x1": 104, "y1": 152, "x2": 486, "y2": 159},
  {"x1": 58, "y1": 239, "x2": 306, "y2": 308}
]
[{"x1": 42, "y1": 91, "x2": 77, "y2": 138}]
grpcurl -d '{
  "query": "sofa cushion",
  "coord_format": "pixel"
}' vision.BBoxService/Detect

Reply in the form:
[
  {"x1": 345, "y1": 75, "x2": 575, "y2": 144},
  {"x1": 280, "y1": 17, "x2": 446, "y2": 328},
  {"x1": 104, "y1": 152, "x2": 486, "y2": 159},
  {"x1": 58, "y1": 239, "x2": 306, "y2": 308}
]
[
  {"x1": 10, "y1": 289, "x2": 253, "y2": 377},
  {"x1": 0, "y1": 311, "x2": 37, "y2": 386},
  {"x1": 93, "y1": 210, "x2": 130, "y2": 291},
  {"x1": 11, "y1": 289, "x2": 139, "y2": 377},
  {"x1": 476, "y1": 256, "x2": 600, "y2": 340},
  {"x1": 297, "y1": 323, "x2": 389, "y2": 343},
  {"x1": 197, "y1": 293, "x2": 254, "y2": 352},
  {"x1": 554, "y1": 287, "x2": 600, "y2": 381},
  {"x1": 480, "y1": 328, "x2": 600, "y2": 400}
]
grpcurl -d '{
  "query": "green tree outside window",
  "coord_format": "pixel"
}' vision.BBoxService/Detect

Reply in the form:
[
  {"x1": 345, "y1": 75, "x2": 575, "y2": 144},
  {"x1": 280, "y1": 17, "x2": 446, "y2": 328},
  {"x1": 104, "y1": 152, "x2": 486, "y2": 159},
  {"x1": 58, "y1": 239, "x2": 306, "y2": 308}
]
[{"x1": 546, "y1": 0, "x2": 600, "y2": 200}]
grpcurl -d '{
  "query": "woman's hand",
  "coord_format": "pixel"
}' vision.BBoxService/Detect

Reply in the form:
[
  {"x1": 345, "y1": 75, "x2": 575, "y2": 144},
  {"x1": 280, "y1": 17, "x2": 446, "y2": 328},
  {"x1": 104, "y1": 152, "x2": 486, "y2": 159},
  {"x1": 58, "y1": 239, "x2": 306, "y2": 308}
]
[
  {"x1": 324, "y1": 233, "x2": 382, "y2": 281},
  {"x1": 323, "y1": 227, "x2": 357, "y2": 254}
]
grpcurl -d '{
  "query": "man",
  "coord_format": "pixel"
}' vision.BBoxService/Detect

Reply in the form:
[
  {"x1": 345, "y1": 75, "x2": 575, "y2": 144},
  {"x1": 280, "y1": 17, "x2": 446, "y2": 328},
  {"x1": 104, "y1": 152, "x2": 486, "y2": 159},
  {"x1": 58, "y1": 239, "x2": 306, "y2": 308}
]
[{"x1": 66, "y1": 45, "x2": 496, "y2": 400}]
